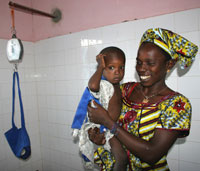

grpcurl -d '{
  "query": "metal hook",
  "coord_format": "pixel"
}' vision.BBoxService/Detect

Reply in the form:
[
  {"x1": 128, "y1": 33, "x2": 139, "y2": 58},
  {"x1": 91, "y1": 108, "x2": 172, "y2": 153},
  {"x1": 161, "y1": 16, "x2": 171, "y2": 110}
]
[
  {"x1": 14, "y1": 63, "x2": 18, "y2": 72},
  {"x1": 11, "y1": 27, "x2": 17, "y2": 37}
]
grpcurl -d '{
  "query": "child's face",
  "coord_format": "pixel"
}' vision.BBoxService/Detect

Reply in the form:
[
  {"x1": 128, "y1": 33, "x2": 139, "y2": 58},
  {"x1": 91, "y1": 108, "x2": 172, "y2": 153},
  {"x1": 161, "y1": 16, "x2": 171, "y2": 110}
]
[{"x1": 103, "y1": 53, "x2": 125, "y2": 85}]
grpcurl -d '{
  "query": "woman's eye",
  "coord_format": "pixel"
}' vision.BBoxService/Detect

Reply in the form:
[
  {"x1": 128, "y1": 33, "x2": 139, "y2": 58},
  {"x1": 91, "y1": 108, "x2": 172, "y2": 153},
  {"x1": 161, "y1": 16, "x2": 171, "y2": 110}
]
[
  {"x1": 136, "y1": 61, "x2": 142, "y2": 65},
  {"x1": 148, "y1": 62, "x2": 155, "y2": 66}
]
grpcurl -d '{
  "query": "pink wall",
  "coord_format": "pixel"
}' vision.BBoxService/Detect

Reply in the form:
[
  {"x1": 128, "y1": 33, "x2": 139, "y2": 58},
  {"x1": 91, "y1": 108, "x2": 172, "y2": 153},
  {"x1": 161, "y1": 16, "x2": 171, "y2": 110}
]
[
  {"x1": 0, "y1": 0, "x2": 33, "y2": 41},
  {"x1": 1, "y1": 0, "x2": 200, "y2": 42}
]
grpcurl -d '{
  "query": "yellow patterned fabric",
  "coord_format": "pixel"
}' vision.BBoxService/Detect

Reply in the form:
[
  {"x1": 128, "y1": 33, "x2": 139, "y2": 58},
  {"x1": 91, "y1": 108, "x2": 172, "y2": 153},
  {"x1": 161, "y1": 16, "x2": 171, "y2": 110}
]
[
  {"x1": 140, "y1": 28, "x2": 198, "y2": 69},
  {"x1": 94, "y1": 82, "x2": 192, "y2": 171},
  {"x1": 94, "y1": 146, "x2": 115, "y2": 170}
]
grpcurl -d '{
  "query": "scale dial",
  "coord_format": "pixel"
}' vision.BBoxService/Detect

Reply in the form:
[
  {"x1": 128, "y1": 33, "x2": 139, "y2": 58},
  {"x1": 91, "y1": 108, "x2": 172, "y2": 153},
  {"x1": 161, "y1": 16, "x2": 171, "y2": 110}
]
[{"x1": 7, "y1": 38, "x2": 23, "y2": 63}]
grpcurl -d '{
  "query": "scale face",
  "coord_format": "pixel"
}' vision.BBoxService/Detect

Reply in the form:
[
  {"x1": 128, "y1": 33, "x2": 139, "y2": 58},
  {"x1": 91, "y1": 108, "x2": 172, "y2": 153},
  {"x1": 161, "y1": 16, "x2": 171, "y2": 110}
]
[{"x1": 7, "y1": 38, "x2": 23, "y2": 63}]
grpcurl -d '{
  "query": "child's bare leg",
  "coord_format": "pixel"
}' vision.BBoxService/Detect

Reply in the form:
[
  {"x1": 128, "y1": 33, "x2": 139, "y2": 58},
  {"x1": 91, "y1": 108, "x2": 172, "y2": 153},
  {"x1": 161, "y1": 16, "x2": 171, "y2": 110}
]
[{"x1": 110, "y1": 137, "x2": 128, "y2": 171}]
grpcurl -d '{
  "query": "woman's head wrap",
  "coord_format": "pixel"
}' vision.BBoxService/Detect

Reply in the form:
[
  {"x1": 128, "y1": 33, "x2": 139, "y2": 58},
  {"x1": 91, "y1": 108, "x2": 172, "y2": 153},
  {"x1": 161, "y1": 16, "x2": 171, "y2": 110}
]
[{"x1": 140, "y1": 28, "x2": 198, "y2": 69}]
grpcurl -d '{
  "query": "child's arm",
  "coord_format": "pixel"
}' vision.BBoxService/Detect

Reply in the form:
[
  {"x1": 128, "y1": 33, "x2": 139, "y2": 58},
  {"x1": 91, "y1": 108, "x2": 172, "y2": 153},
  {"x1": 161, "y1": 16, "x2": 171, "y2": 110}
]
[
  {"x1": 88, "y1": 54, "x2": 106, "y2": 92},
  {"x1": 107, "y1": 86, "x2": 122, "y2": 122}
]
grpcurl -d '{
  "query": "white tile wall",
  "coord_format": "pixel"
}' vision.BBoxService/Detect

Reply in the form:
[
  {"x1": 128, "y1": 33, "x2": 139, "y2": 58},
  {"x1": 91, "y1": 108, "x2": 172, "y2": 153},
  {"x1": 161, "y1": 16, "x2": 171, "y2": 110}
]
[
  {"x1": 0, "y1": 8, "x2": 199, "y2": 171},
  {"x1": 0, "y1": 40, "x2": 42, "y2": 170},
  {"x1": 174, "y1": 9, "x2": 199, "y2": 33},
  {"x1": 179, "y1": 161, "x2": 200, "y2": 171}
]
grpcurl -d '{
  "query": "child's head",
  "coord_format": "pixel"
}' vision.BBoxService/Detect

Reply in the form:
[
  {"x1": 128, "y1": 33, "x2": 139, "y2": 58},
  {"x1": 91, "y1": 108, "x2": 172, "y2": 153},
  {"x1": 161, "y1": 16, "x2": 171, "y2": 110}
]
[{"x1": 100, "y1": 46, "x2": 126, "y2": 85}]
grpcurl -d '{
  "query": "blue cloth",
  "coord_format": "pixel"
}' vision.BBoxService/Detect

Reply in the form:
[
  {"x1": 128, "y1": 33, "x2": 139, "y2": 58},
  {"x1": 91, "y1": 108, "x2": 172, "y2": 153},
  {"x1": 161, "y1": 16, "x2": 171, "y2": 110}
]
[
  {"x1": 4, "y1": 72, "x2": 31, "y2": 159},
  {"x1": 71, "y1": 76, "x2": 107, "y2": 133},
  {"x1": 71, "y1": 87, "x2": 101, "y2": 129},
  {"x1": 82, "y1": 154, "x2": 91, "y2": 162}
]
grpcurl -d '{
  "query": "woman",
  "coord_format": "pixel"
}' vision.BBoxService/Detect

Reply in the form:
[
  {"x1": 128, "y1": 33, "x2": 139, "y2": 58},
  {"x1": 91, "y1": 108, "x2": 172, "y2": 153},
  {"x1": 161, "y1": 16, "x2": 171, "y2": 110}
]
[{"x1": 87, "y1": 28, "x2": 198, "y2": 171}]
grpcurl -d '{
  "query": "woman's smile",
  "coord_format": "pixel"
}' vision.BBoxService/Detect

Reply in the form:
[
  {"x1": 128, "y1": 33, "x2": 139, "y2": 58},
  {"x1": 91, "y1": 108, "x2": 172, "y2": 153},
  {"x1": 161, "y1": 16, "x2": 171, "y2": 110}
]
[{"x1": 140, "y1": 75, "x2": 151, "y2": 81}]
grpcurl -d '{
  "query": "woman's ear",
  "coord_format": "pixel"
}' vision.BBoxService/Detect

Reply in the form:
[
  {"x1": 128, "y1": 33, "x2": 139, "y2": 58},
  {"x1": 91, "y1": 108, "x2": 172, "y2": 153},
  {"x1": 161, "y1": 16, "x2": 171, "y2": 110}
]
[{"x1": 166, "y1": 59, "x2": 177, "y2": 71}]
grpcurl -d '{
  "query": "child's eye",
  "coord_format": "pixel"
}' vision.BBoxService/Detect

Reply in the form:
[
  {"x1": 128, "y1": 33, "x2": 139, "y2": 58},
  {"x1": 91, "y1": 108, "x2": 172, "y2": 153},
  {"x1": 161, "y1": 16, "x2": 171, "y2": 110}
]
[
  {"x1": 108, "y1": 66, "x2": 114, "y2": 70},
  {"x1": 120, "y1": 66, "x2": 125, "y2": 70}
]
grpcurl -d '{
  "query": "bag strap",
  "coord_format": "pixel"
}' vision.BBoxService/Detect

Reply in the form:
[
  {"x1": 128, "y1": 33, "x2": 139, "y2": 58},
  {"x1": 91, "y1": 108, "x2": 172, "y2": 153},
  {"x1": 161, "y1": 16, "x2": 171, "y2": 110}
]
[{"x1": 12, "y1": 71, "x2": 25, "y2": 128}]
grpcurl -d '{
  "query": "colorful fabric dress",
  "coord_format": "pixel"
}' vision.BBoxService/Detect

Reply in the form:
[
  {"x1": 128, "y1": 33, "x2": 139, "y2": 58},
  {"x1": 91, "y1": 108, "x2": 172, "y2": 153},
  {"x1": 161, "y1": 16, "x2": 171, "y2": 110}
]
[{"x1": 94, "y1": 82, "x2": 191, "y2": 171}]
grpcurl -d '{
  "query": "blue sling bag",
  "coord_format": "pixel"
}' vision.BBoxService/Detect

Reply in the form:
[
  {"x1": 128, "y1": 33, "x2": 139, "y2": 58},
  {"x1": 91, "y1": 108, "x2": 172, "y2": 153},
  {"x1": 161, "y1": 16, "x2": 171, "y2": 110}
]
[{"x1": 4, "y1": 71, "x2": 31, "y2": 159}]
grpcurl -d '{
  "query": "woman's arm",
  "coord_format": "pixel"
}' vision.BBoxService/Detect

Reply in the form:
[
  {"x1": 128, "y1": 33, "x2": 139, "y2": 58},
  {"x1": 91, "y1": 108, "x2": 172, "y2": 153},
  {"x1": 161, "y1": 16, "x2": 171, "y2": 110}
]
[
  {"x1": 115, "y1": 125, "x2": 179, "y2": 164},
  {"x1": 88, "y1": 101, "x2": 179, "y2": 165}
]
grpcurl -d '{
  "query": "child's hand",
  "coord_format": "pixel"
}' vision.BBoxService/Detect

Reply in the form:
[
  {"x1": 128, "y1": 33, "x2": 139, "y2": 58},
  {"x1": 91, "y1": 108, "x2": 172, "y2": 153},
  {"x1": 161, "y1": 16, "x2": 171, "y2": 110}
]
[
  {"x1": 96, "y1": 54, "x2": 106, "y2": 69},
  {"x1": 90, "y1": 100, "x2": 97, "y2": 108},
  {"x1": 88, "y1": 127, "x2": 106, "y2": 145}
]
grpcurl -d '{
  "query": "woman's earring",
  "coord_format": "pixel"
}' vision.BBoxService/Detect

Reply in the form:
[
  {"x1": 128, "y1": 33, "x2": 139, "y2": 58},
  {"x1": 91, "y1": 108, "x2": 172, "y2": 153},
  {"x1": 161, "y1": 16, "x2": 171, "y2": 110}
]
[{"x1": 167, "y1": 69, "x2": 170, "y2": 73}]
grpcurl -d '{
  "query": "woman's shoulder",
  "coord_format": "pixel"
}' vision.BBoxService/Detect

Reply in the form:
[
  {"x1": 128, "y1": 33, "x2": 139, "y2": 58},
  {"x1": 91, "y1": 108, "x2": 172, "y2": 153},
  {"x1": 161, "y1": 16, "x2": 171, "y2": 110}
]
[
  {"x1": 120, "y1": 82, "x2": 139, "y2": 95},
  {"x1": 159, "y1": 92, "x2": 191, "y2": 112},
  {"x1": 158, "y1": 92, "x2": 192, "y2": 137},
  {"x1": 120, "y1": 81, "x2": 138, "y2": 89},
  {"x1": 161, "y1": 91, "x2": 190, "y2": 103}
]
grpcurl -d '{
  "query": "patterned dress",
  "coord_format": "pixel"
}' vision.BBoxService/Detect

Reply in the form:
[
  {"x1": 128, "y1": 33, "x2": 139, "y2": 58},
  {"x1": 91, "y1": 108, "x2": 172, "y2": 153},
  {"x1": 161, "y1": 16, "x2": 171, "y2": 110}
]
[{"x1": 94, "y1": 82, "x2": 191, "y2": 171}]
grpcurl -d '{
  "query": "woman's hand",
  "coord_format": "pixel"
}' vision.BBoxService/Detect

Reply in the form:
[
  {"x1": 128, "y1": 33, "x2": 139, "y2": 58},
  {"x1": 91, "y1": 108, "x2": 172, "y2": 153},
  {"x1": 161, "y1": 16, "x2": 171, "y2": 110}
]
[
  {"x1": 88, "y1": 127, "x2": 106, "y2": 145},
  {"x1": 88, "y1": 100, "x2": 112, "y2": 127}
]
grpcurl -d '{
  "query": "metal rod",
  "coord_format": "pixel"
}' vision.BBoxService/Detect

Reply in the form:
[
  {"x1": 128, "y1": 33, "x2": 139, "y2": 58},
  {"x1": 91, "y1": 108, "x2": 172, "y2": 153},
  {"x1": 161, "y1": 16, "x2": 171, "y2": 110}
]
[{"x1": 9, "y1": 1, "x2": 56, "y2": 19}]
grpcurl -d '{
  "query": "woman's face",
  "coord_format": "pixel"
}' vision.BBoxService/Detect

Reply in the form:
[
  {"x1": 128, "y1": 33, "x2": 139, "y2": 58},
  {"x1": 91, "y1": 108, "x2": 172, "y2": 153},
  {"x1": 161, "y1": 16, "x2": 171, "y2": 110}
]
[{"x1": 136, "y1": 43, "x2": 169, "y2": 87}]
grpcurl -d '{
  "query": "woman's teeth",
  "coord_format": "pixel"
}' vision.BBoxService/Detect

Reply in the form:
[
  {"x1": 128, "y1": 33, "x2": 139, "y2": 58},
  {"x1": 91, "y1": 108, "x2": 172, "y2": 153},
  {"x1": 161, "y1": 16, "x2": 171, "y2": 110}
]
[{"x1": 140, "y1": 75, "x2": 150, "y2": 80}]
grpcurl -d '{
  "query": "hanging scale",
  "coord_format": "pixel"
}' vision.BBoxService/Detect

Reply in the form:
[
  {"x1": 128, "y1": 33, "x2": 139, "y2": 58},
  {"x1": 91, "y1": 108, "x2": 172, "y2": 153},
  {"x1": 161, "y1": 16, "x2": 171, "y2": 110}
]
[{"x1": 7, "y1": 9, "x2": 23, "y2": 64}]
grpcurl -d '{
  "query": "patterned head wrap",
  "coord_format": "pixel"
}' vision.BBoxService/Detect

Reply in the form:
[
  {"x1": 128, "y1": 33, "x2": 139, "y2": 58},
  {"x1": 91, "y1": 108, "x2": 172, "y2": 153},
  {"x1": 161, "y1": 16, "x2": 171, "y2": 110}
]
[{"x1": 140, "y1": 28, "x2": 198, "y2": 69}]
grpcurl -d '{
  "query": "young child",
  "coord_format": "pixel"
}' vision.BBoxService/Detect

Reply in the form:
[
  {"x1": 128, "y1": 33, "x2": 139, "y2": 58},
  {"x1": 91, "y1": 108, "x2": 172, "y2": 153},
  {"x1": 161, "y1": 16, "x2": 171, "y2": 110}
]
[{"x1": 71, "y1": 46, "x2": 127, "y2": 170}]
